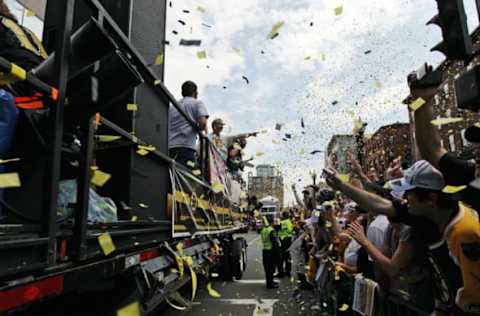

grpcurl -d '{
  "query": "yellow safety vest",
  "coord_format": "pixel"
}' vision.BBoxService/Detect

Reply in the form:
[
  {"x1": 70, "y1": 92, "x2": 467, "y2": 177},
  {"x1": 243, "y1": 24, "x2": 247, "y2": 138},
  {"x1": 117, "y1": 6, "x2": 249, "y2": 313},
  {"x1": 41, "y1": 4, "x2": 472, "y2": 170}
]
[
  {"x1": 279, "y1": 219, "x2": 293, "y2": 240},
  {"x1": 261, "y1": 226, "x2": 274, "y2": 250}
]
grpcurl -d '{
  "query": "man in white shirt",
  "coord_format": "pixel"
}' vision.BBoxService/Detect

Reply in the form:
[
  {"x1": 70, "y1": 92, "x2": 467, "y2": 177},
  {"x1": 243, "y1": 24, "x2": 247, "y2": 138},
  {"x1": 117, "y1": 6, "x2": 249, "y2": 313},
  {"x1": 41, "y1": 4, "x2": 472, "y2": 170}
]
[
  {"x1": 168, "y1": 81, "x2": 209, "y2": 167},
  {"x1": 208, "y1": 118, "x2": 258, "y2": 161},
  {"x1": 366, "y1": 214, "x2": 389, "y2": 261}
]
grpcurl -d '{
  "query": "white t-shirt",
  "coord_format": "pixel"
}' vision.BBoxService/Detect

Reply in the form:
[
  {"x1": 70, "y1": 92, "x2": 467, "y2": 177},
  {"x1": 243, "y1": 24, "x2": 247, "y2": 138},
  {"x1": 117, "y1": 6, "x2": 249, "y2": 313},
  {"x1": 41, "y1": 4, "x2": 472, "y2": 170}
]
[
  {"x1": 344, "y1": 239, "x2": 361, "y2": 267},
  {"x1": 366, "y1": 215, "x2": 389, "y2": 261}
]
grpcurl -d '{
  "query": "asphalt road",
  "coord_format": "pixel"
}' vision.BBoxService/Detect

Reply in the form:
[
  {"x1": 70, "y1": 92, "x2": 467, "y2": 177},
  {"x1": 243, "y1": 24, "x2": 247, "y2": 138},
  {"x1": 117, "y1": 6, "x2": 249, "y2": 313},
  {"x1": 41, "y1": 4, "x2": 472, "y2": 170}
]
[{"x1": 157, "y1": 232, "x2": 320, "y2": 316}]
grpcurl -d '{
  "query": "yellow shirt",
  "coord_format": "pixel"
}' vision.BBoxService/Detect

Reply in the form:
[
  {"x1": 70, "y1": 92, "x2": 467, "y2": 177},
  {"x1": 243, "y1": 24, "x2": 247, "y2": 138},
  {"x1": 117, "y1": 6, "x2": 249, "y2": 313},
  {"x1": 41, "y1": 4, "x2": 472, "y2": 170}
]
[{"x1": 445, "y1": 203, "x2": 480, "y2": 313}]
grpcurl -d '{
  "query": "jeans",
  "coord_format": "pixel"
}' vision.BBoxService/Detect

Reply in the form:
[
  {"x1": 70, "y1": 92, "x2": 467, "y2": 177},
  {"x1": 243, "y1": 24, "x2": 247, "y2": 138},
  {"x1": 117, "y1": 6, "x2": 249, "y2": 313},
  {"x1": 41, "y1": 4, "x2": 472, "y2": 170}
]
[
  {"x1": 169, "y1": 147, "x2": 197, "y2": 168},
  {"x1": 0, "y1": 89, "x2": 18, "y2": 218}
]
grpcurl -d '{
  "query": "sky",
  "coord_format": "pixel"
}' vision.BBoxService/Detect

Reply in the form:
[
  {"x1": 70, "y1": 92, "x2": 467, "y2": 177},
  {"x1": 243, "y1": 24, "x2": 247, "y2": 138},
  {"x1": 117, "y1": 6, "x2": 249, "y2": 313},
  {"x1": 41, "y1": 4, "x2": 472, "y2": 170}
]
[
  {"x1": 8, "y1": 0, "x2": 480, "y2": 205},
  {"x1": 163, "y1": 0, "x2": 479, "y2": 204}
]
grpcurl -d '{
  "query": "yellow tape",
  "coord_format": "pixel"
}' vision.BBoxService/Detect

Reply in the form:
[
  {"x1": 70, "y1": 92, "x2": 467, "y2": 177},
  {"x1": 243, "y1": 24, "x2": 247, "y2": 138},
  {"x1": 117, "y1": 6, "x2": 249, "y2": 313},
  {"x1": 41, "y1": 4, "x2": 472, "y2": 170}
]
[
  {"x1": 207, "y1": 282, "x2": 221, "y2": 298},
  {"x1": 183, "y1": 256, "x2": 197, "y2": 300},
  {"x1": 10, "y1": 63, "x2": 26, "y2": 81},
  {"x1": 165, "y1": 297, "x2": 187, "y2": 311}
]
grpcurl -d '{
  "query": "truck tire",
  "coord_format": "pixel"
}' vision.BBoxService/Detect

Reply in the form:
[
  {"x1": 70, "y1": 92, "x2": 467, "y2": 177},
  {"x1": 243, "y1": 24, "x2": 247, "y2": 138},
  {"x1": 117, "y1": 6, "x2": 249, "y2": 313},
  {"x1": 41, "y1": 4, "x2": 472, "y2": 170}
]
[{"x1": 232, "y1": 238, "x2": 246, "y2": 280}]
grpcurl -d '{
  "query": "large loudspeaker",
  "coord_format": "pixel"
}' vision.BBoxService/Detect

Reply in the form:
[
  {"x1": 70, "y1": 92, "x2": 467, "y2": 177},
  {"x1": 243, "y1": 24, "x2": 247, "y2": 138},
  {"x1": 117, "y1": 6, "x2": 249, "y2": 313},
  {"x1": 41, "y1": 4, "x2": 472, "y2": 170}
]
[{"x1": 42, "y1": 0, "x2": 170, "y2": 221}]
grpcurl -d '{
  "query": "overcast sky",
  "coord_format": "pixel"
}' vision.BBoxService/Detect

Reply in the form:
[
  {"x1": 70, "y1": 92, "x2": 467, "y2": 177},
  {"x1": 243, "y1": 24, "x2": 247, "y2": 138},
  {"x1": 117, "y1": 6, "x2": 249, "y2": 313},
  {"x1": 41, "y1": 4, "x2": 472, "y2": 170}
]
[{"x1": 9, "y1": 0, "x2": 480, "y2": 205}]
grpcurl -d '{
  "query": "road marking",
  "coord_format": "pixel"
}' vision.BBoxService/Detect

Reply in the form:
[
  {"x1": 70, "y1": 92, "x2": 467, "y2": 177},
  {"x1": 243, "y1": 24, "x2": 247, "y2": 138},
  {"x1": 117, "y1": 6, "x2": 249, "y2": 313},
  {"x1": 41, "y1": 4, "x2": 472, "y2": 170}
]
[
  {"x1": 202, "y1": 299, "x2": 278, "y2": 316},
  {"x1": 248, "y1": 236, "x2": 261, "y2": 245},
  {"x1": 233, "y1": 279, "x2": 266, "y2": 284}
]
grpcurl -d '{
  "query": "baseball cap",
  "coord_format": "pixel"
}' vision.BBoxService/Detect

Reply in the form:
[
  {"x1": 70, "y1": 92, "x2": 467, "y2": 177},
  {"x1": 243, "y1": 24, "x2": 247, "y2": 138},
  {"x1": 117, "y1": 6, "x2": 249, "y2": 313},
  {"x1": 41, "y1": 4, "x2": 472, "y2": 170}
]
[
  {"x1": 465, "y1": 124, "x2": 480, "y2": 143},
  {"x1": 390, "y1": 160, "x2": 445, "y2": 193}
]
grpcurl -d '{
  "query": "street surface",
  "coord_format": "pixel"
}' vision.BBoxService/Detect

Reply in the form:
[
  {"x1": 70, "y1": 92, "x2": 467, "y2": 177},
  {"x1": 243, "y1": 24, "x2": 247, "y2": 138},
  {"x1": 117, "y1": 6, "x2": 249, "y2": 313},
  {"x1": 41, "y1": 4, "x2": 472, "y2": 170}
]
[{"x1": 158, "y1": 232, "x2": 319, "y2": 316}]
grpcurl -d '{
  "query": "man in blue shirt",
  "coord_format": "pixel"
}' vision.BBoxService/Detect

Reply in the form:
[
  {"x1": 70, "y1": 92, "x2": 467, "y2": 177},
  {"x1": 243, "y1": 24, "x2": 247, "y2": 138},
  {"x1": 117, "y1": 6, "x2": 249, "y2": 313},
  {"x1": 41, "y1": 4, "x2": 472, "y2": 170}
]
[{"x1": 168, "y1": 81, "x2": 209, "y2": 168}]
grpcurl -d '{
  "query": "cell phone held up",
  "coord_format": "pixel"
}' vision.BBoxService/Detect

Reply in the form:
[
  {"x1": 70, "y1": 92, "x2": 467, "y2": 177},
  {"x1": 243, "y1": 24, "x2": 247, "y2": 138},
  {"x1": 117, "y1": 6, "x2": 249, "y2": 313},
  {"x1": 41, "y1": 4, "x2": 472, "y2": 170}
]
[{"x1": 408, "y1": 63, "x2": 443, "y2": 89}]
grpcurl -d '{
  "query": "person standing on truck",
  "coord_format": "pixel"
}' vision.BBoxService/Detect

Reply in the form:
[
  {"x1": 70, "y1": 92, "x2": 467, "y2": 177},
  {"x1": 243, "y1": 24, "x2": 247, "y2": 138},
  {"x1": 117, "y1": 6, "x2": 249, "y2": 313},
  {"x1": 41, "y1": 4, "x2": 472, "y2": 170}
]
[
  {"x1": 168, "y1": 81, "x2": 209, "y2": 168},
  {"x1": 208, "y1": 118, "x2": 258, "y2": 161},
  {"x1": 277, "y1": 211, "x2": 294, "y2": 277},
  {"x1": 261, "y1": 215, "x2": 281, "y2": 289}
]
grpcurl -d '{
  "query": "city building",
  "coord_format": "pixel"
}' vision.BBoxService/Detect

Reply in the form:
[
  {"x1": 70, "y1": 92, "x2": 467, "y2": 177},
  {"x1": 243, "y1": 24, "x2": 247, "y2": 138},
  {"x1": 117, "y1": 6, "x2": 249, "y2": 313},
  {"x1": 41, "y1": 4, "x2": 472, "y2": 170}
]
[
  {"x1": 363, "y1": 123, "x2": 412, "y2": 179},
  {"x1": 247, "y1": 165, "x2": 284, "y2": 208},
  {"x1": 325, "y1": 135, "x2": 356, "y2": 174}
]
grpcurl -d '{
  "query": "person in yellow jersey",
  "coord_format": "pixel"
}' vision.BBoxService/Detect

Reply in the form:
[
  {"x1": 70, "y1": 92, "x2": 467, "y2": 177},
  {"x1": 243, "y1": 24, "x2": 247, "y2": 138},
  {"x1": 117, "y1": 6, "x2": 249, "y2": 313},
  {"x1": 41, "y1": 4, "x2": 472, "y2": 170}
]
[
  {"x1": 277, "y1": 211, "x2": 294, "y2": 277},
  {"x1": 261, "y1": 215, "x2": 281, "y2": 289}
]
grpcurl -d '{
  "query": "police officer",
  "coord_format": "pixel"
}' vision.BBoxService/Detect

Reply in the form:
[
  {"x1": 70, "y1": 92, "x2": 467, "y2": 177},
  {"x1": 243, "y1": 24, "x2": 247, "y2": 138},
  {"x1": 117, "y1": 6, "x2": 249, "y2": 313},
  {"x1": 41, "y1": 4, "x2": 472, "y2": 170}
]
[
  {"x1": 277, "y1": 211, "x2": 294, "y2": 277},
  {"x1": 261, "y1": 215, "x2": 280, "y2": 288}
]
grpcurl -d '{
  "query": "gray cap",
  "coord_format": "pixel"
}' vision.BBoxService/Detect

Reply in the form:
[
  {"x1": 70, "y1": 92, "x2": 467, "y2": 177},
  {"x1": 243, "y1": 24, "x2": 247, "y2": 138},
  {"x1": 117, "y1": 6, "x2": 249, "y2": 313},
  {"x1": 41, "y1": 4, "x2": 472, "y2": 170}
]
[{"x1": 390, "y1": 160, "x2": 445, "y2": 193}]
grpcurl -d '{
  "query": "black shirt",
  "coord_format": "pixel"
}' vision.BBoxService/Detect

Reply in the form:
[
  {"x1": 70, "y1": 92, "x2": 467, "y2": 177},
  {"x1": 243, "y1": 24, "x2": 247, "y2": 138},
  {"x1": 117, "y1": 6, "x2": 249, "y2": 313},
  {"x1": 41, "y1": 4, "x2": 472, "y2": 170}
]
[
  {"x1": 439, "y1": 152, "x2": 480, "y2": 210},
  {"x1": 391, "y1": 200, "x2": 463, "y2": 311}
]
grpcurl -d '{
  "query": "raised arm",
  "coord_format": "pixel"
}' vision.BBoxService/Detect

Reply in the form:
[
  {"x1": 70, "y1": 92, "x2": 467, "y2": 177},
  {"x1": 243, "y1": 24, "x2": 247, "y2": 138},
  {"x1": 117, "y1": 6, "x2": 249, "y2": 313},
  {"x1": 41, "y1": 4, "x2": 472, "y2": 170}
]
[
  {"x1": 291, "y1": 184, "x2": 305, "y2": 208},
  {"x1": 324, "y1": 168, "x2": 395, "y2": 217},
  {"x1": 410, "y1": 84, "x2": 447, "y2": 169},
  {"x1": 349, "y1": 222, "x2": 415, "y2": 278}
]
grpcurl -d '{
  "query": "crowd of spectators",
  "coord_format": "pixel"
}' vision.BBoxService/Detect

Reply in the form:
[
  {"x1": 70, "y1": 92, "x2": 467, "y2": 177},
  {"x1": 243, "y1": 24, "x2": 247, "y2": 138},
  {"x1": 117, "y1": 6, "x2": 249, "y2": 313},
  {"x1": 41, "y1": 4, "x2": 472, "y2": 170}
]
[{"x1": 284, "y1": 79, "x2": 480, "y2": 315}]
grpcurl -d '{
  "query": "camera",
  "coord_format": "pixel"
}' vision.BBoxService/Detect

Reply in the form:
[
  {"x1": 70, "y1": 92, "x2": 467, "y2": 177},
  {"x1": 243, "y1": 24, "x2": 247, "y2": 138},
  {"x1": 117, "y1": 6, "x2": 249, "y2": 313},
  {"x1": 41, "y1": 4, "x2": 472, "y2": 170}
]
[{"x1": 408, "y1": 63, "x2": 443, "y2": 89}]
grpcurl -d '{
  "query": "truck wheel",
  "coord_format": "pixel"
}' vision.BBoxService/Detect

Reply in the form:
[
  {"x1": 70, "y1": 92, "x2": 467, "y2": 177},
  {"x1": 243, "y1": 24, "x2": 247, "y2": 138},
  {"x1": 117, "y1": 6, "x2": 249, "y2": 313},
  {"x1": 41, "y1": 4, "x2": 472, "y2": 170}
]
[{"x1": 232, "y1": 238, "x2": 246, "y2": 280}]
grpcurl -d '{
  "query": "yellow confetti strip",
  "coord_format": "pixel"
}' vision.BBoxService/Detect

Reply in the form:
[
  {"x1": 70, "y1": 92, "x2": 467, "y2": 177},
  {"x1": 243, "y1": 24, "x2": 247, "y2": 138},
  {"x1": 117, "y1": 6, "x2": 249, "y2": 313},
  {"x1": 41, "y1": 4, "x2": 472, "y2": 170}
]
[
  {"x1": 91, "y1": 170, "x2": 111, "y2": 187},
  {"x1": 127, "y1": 103, "x2": 137, "y2": 111},
  {"x1": 233, "y1": 47, "x2": 241, "y2": 55},
  {"x1": 117, "y1": 301, "x2": 140, "y2": 316},
  {"x1": 337, "y1": 174, "x2": 350, "y2": 183},
  {"x1": 430, "y1": 117, "x2": 464, "y2": 127},
  {"x1": 136, "y1": 149, "x2": 149, "y2": 156},
  {"x1": 212, "y1": 181, "x2": 224, "y2": 193},
  {"x1": 131, "y1": 136, "x2": 138, "y2": 143},
  {"x1": 442, "y1": 185, "x2": 467, "y2": 194},
  {"x1": 0, "y1": 173, "x2": 21, "y2": 188},
  {"x1": 154, "y1": 54, "x2": 164, "y2": 65},
  {"x1": 260, "y1": 128, "x2": 268, "y2": 134},
  {"x1": 98, "y1": 135, "x2": 122, "y2": 142},
  {"x1": 374, "y1": 81, "x2": 382, "y2": 88},
  {"x1": 154, "y1": 79, "x2": 161, "y2": 86},
  {"x1": 192, "y1": 169, "x2": 202, "y2": 176},
  {"x1": 207, "y1": 282, "x2": 222, "y2": 298},
  {"x1": 91, "y1": 165, "x2": 99, "y2": 171},
  {"x1": 409, "y1": 98, "x2": 426, "y2": 112},
  {"x1": 304, "y1": 56, "x2": 311, "y2": 60},
  {"x1": 255, "y1": 152, "x2": 265, "y2": 157},
  {"x1": 339, "y1": 304, "x2": 349, "y2": 311},
  {"x1": 25, "y1": 10, "x2": 35, "y2": 17},
  {"x1": 334, "y1": 5, "x2": 344, "y2": 16},
  {"x1": 131, "y1": 216, "x2": 138, "y2": 221},
  {"x1": 98, "y1": 232, "x2": 115, "y2": 256},
  {"x1": 187, "y1": 160, "x2": 196, "y2": 168},
  {"x1": 197, "y1": 6, "x2": 206, "y2": 13},
  {"x1": 138, "y1": 203, "x2": 149, "y2": 209},
  {"x1": 272, "y1": 140, "x2": 279, "y2": 144},
  {"x1": 138, "y1": 145, "x2": 156, "y2": 152},
  {"x1": 268, "y1": 21, "x2": 285, "y2": 39},
  {"x1": 197, "y1": 51, "x2": 207, "y2": 59}
]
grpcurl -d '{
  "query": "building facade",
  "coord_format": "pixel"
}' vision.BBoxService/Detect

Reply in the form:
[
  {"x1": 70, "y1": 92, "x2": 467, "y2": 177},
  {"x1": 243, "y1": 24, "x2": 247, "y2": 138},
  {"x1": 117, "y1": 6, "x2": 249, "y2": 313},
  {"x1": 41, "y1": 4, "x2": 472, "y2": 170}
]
[
  {"x1": 363, "y1": 123, "x2": 412, "y2": 180},
  {"x1": 247, "y1": 165, "x2": 284, "y2": 208},
  {"x1": 325, "y1": 135, "x2": 356, "y2": 174},
  {"x1": 406, "y1": 31, "x2": 480, "y2": 161}
]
